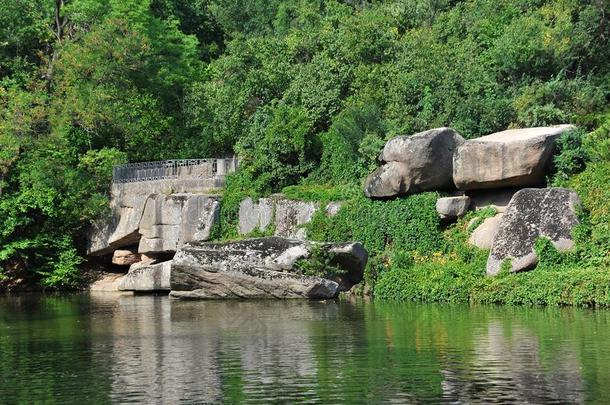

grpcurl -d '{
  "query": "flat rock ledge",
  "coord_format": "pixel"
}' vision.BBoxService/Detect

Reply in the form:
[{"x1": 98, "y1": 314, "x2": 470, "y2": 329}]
[{"x1": 169, "y1": 237, "x2": 368, "y2": 300}]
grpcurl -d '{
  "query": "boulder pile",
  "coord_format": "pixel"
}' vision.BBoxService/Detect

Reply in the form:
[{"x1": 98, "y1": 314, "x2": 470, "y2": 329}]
[
  {"x1": 364, "y1": 124, "x2": 581, "y2": 275},
  {"x1": 365, "y1": 125, "x2": 575, "y2": 199}
]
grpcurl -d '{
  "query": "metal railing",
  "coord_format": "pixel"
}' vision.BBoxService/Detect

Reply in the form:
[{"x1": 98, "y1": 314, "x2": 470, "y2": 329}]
[{"x1": 112, "y1": 158, "x2": 238, "y2": 183}]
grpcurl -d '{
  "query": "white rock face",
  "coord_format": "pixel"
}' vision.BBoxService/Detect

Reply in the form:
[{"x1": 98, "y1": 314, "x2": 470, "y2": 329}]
[
  {"x1": 118, "y1": 261, "x2": 172, "y2": 291},
  {"x1": 238, "y1": 197, "x2": 274, "y2": 235},
  {"x1": 486, "y1": 188, "x2": 581, "y2": 275},
  {"x1": 138, "y1": 194, "x2": 220, "y2": 254},
  {"x1": 364, "y1": 127, "x2": 465, "y2": 198},
  {"x1": 237, "y1": 197, "x2": 342, "y2": 240},
  {"x1": 453, "y1": 125, "x2": 575, "y2": 190},
  {"x1": 87, "y1": 195, "x2": 147, "y2": 256},
  {"x1": 274, "y1": 199, "x2": 318, "y2": 239}
]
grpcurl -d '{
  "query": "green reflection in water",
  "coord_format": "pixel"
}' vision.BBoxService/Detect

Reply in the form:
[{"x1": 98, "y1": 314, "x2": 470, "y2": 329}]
[{"x1": 0, "y1": 294, "x2": 609, "y2": 403}]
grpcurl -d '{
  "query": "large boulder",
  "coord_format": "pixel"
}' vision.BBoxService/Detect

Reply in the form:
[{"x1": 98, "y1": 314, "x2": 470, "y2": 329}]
[
  {"x1": 170, "y1": 237, "x2": 368, "y2": 299},
  {"x1": 454, "y1": 125, "x2": 575, "y2": 190},
  {"x1": 364, "y1": 128, "x2": 464, "y2": 198},
  {"x1": 118, "y1": 261, "x2": 171, "y2": 292},
  {"x1": 138, "y1": 194, "x2": 220, "y2": 254},
  {"x1": 87, "y1": 194, "x2": 148, "y2": 256},
  {"x1": 487, "y1": 188, "x2": 581, "y2": 275}
]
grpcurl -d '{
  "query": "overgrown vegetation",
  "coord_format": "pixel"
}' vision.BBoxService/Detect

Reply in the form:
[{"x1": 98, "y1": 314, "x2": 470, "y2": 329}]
[
  {"x1": 373, "y1": 128, "x2": 610, "y2": 307},
  {"x1": 0, "y1": 0, "x2": 608, "y2": 290}
]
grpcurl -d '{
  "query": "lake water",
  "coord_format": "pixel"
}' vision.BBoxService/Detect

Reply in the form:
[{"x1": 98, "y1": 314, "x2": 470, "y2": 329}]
[{"x1": 1, "y1": 294, "x2": 609, "y2": 404}]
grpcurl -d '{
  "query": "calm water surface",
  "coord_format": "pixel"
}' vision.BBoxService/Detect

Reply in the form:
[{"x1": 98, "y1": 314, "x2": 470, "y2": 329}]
[{"x1": 1, "y1": 293, "x2": 609, "y2": 404}]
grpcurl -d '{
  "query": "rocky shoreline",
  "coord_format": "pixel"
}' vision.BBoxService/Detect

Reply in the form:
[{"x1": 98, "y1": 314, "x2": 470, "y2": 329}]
[{"x1": 85, "y1": 125, "x2": 583, "y2": 299}]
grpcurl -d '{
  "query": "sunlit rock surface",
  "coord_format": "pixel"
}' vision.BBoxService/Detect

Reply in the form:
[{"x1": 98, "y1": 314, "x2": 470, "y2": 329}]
[
  {"x1": 170, "y1": 237, "x2": 367, "y2": 299},
  {"x1": 487, "y1": 188, "x2": 580, "y2": 275},
  {"x1": 453, "y1": 125, "x2": 575, "y2": 190},
  {"x1": 364, "y1": 127, "x2": 464, "y2": 198}
]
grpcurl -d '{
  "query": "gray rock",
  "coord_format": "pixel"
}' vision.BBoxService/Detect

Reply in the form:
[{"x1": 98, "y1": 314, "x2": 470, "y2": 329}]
[
  {"x1": 89, "y1": 273, "x2": 126, "y2": 292},
  {"x1": 274, "y1": 199, "x2": 318, "y2": 239},
  {"x1": 436, "y1": 196, "x2": 471, "y2": 219},
  {"x1": 238, "y1": 197, "x2": 274, "y2": 235},
  {"x1": 87, "y1": 194, "x2": 148, "y2": 256},
  {"x1": 454, "y1": 125, "x2": 575, "y2": 190},
  {"x1": 138, "y1": 194, "x2": 220, "y2": 254},
  {"x1": 363, "y1": 162, "x2": 409, "y2": 198},
  {"x1": 487, "y1": 188, "x2": 581, "y2": 275},
  {"x1": 118, "y1": 261, "x2": 172, "y2": 291},
  {"x1": 468, "y1": 214, "x2": 503, "y2": 249},
  {"x1": 181, "y1": 197, "x2": 220, "y2": 243},
  {"x1": 112, "y1": 249, "x2": 141, "y2": 266},
  {"x1": 169, "y1": 237, "x2": 368, "y2": 299},
  {"x1": 364, "y1": 127, "x2": 465, "y2": 198},
  {"x1": 325, "y1": 202, "x2": 342, "y2": 216}
]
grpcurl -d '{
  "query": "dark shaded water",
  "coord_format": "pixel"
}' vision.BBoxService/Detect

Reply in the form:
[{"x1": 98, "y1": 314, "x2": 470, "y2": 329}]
[{"x1": 1, "y1": 294, "x2": 609, "y2": 404}]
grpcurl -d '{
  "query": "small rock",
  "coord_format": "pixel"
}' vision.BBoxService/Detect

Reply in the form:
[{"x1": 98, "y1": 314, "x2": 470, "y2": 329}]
[
  {"x1": 469, "y1": 214, "x2": 503, "y2": 249},
  {"x1": 436, "y1": 196, "x2": 471, "y2": 219},
  {"x1": 325, "y1": 202, "x2": 342, "y2": 217},
  {"x1": 118, "y1": 261, "x2": 172, "y2": 291},
  {"x1": 112, "y1": 249, "x2": 141, "y2": 266}
]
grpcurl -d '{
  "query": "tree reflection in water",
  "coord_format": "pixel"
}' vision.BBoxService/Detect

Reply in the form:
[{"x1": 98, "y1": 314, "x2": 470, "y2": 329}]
[{"x1": 0, "y1": 294, "x2": 608, "y2": 403}]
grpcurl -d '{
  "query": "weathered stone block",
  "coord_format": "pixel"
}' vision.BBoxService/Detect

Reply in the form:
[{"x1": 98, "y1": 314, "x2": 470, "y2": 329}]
[
  {"x1": 487, "y1": 188, "x2": 580, "y2": 275},
  {"x1": 170, "y1": 237, "x2": 368, "y2": 299},
  {"x1": 454, "y1": 125, "x2": 575, "y2": 190},
  {"x1": 364, "y1": 127, "x2": 465, "y2": 198},
  {"x1": 274, "y1": 200, "x2": 318, "y2": 239},
  {"x1": 436, "y1": 196, "x2": 471, "y2": 219},
  {"x1": 118, "y1": 261, "x2": 172, "y2": 291}
]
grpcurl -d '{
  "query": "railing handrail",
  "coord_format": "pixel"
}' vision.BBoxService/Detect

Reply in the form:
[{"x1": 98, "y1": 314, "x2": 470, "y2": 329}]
[{"x1": 112, "y1": 157, "x2": 238, "y2": 184}]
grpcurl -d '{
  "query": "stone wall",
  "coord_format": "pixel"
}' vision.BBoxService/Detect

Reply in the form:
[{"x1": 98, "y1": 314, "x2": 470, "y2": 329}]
[{"x1": 238, "y1": 196, "x2": 340, "y2": 240}]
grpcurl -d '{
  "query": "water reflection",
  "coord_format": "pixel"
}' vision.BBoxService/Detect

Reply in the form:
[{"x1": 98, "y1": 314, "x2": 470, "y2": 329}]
[{"x1": 1, "y1": 294, "x2": 609, "y2": 403}]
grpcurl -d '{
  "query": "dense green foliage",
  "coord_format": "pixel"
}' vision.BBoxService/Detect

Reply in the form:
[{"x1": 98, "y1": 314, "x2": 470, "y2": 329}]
[{"x1": 0, "y1": 0, "x2": 608, "y2": 289}]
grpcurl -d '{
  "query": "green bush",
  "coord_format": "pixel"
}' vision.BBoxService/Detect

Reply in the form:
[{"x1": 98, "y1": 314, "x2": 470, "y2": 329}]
[{"x1": 550, "y1": 129, "x2": 588, "y2": 186}]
